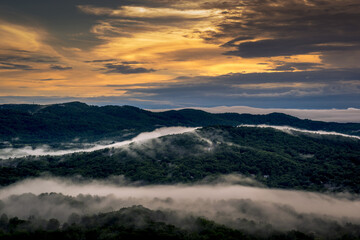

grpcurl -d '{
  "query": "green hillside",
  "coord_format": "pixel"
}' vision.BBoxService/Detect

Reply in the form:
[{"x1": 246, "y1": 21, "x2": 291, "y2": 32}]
[{"x1": 1, "y1": 126, "x2": 359, "y2": 192}]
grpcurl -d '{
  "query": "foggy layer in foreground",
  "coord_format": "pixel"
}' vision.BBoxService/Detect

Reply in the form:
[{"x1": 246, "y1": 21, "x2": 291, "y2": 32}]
[
  {"x1": 0, "y1": 176, "x2": 359, "y2": 232},
  {"x1": 240, "y1": 124, "x2": 360, "y2": 140},
  {"x1": 0, "y1": 127, "x2": 197, "y2": 159}
]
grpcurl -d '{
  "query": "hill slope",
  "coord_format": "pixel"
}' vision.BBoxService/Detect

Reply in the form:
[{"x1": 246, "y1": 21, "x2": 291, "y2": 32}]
[{"x1": 1, "y1": 126, "x2": 359, "y2": 193}]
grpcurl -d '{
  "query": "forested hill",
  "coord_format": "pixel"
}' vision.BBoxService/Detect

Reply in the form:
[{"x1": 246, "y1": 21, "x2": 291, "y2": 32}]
[
  {"x1": 1, "y1": 101, "x2": 359, "y2": 144},
  {"x1": 1, "y1": 126, "x2": 359, "y2": 192}
]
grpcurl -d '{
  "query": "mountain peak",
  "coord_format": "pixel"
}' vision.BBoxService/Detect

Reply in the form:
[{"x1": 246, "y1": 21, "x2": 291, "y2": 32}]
[{"x1": 55, "y1": 101, "x2": 89, "y2": 107}]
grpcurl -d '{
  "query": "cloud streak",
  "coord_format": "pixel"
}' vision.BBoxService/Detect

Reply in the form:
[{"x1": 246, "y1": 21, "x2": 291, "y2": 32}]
[
  {"x1": 0, "y1": 127, "x2": 197, "y2": 159},
  {"x1": 0, "y1": 54, "x2": 58, "y2": 63},
  {"x1": 239, "y1": 125, "x2": 360, "y2": 140},
  {"x1": 101, "y1": 63, "x2": 156, "y2": 74},
  {"x1": 50, "y1": 65, "x2": 72, "y2": 71},
  {"x1": 0, "y1": 62, "x2": 33, "y2": 70}
]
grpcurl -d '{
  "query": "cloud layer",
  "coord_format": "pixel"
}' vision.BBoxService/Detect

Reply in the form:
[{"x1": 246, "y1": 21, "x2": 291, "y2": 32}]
[{"x1": 208, "y1": 0, "x2": 360, "y2": 60}]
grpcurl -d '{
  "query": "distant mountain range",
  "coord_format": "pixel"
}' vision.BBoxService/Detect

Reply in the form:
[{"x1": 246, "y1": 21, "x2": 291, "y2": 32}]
[{"x1": 1, "y1": 101, "x2": 360, "y2": 146}]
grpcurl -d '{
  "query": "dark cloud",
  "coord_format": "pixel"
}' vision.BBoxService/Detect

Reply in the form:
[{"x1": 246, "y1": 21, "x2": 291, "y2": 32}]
[
  {"x1": 0, "y1": 62, "x2": 33, "y2": 70},
  {"x1": 106, "y1": 69, "x2": 360, "y2": 95},
  {"x1": 201, "y1": 1, "x2": 244, "y2": 10},
  {"x1": 2, "y1": 0, "x2": 359, "y2": 61},
  {"x1": 102, "y1": 63, "x2": 156, "y2": 74},
  {"x1": 223, "y1": 38, "x2": 356, "y2": 58},
  {"x1": 106, "y1": 82, "x2": 165, "y2": 88},
  {"x1": 320, "y1": 50, "x2": 360, "y2": 69},
  {"x1": 38, "y1": 78, "x2": 65, "y2": 81},
  {"x1": 204, "y1": 0, "x2": 360, "y2": 60},
  {"x1": 270, "y1": 62, "x2": 323, "y2": 71},
  {"x1": 100, "y1": 69, "x2": 360, "y2": 108},
  {"x1": 194, "y1": 69, "x2": 360, "y2": 85},
  {"x1": 3, "y1": 49, "x2": 32, "y2": 53},
  {"x1": 121, "y1": 61, "x2": 142, "y2": 64},
  {"x1": 40, "y1": 78, "x2": 55, "y2": 81},
  {"x1": 221, "y1": 36, "x2": 254, "y2": 48},
  {"x1": 0, "y1": 52, "x2": 64, "y2": 71},
  {"x1": 0, "y1": 54, "x2": 58, "y2": 63},
  {"x1": 84, "y1": 59, "x2": 116, "y2": 63},
  {"x1": 50, "y1": 65, "x2": 73, "y2": 71},
  {"x1": 84, "y1": 60, "x2": 143, "y2": 64}
]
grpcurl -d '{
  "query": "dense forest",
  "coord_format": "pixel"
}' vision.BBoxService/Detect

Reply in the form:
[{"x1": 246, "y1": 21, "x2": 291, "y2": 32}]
[
  {"x1": 1, "y1": 203, "x2": 359, "y2": 240},
  {"x1": 1, "y1": 102, "x2": 359, "y2": 147},
  {"x1": 1, "y1": 126, "x2": 359, "y2": 193}
]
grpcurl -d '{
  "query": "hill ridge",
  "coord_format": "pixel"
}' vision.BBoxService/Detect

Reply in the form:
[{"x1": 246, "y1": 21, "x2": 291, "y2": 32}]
[{"x1": 1, "y1": 102, "x2": 359, "y2": 146}]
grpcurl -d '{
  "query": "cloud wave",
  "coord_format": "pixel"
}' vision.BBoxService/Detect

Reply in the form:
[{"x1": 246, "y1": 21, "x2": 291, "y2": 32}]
[{"x1": 0, "y1": 127, "x2": 197, "y2": 159}]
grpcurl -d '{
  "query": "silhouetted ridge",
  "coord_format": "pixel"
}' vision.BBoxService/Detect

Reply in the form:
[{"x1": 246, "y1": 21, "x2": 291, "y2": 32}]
[{"x1": 0, "y1": 102, "x2": 359, "y2": 145}]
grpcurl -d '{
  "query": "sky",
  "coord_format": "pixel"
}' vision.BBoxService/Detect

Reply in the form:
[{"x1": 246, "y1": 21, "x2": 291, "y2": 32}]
[{"x1": 0, "y1": 0, "x2": 359, "y2": 109}]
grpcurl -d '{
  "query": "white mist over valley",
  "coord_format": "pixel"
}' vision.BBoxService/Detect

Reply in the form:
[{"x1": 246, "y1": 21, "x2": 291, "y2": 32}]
[{"x1": 0, "y1": 176, "x2": 359, "y2": 232}]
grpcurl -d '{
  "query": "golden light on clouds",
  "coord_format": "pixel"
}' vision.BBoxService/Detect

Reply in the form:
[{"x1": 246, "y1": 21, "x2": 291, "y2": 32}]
[
  {"x1": 78, "y1": 5, "x2": 221, "y2": 19},
  {"x1": 0, "y1": 22, "x2": 42, "y2": 51},
  {"x1": 0, "y1": 0, "x2": 359, "y2": 107}
]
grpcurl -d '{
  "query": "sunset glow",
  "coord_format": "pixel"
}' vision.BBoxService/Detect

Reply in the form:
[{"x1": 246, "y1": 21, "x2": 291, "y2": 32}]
[{"x1": 0, "y1": 0, "x2": 359, "y2": 108}]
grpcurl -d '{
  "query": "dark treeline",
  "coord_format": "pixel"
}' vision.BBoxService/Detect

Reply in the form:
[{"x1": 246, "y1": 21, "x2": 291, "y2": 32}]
[
  {"x1": 1, "y1": 126, "x2": 359, "y2": 193},
  {"x1": 0, "y1": 205, "x2": 359, "y2": 240},
  {"x1": 1, "y1": 101, "x2": 359, "y2": 147}
]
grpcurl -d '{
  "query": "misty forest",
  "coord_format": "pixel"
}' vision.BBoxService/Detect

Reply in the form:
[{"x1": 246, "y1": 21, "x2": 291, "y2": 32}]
[{"x1": 0, "y1": 102, "x2": 359, "y2": 240}]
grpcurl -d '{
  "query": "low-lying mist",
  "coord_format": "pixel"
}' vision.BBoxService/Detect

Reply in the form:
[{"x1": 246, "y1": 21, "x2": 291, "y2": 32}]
[
  {"x1": 0, "y1": 176, "x2": 359, "y2": 233},
  {"x1": 240, "y1": 124, "x2": 360, "y2": 140},
  {"x1": 1, "y1": 125, "x2": 358, "y2": 160},
  {"x1": 0, "y1": 127, "x2": 197, "y2": 159}
]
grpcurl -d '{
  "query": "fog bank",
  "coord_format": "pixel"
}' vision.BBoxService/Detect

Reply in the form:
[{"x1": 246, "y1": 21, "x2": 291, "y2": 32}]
[{"x1": 0, "y1": 127, "x2": 197, "y2": 159}]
